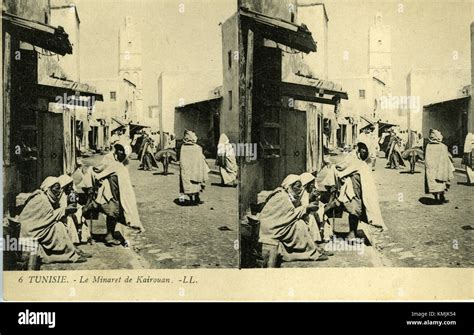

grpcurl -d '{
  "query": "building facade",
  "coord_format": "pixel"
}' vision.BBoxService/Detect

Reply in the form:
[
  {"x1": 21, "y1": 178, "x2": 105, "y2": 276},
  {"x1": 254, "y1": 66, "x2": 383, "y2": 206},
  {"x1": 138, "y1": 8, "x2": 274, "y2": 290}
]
[
  {"x1": 406, "y1": 68, "x2": 471, "y2": 134},
  {"x1": 50, "y1": 1, "x2": 81, "y2": 81},
  {"x1": 221, "y1": 13, "x2": 240, "y2": 144},
  {"x1": 2, "y1": 0, "x2": 102, "y2": 211},
  {"x1": 333, "y1": 13, "x2": 405, "y2": 148},
  {"x1": 417, "y1": 23, "x2": 474, "y2": 154},
  {"x1": 158, "y1": 70, "x2": 222, "y2": 135}
]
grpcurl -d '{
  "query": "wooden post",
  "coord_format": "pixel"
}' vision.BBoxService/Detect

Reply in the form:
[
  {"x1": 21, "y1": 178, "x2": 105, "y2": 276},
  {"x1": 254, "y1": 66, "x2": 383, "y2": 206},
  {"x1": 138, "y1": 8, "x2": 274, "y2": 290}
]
[
  {"x1": 245, "y1": 29, "x2": 254, "y2": 162},
  {"x1": 3, "y1": 32, "x2": 12, "y2": 166}
]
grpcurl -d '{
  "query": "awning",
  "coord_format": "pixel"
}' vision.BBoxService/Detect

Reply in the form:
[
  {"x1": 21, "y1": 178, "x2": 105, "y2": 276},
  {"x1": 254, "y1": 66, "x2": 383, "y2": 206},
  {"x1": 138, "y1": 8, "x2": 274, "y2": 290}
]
[
  {"x1": 111, "y1": 118, "x2": 127, "y2": 131},
  {"x1": 263, "y1": 79, "x2": 348, "y2": 105},
  {"x1": 28, "y1": 76, "x2": 103, "y2": 104},
  {"x1": 129, "y1": 123, "x2": 150, "y2": 132},
  {"x1": 296, "y1": 76, "x2": 348, "y2": 100},
  {"x1": 424, "y1": 96, "x2": 470, "y2": 109},
  {"x1": 176, "y1": 97, "x2": 222, "y2": 110},
  {"x1": 240, "y1": 7, "x2": 317, "y2": 53},
  {"x1": 360, "y1": 114, "x2": 377, "y2": 125},
  {"x1": 359, "y1": 115, "x2": 377, "y2": 130},
  {"x1": 38, "y1": 76, "x2": 103, "y2": 101},
  {"x1": 2, "y1": 11, "x2": 72, "y2": 56}
]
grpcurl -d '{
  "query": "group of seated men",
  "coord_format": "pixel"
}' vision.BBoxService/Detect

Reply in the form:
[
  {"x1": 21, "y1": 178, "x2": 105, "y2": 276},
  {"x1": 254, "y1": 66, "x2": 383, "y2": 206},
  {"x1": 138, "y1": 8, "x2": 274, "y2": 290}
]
[
  {"x1": 257, "y1": 140, "x2": 386, "y2": 264},
  {"x1": 17, "y1": 142, "x2": 144, "y2": 265},
  {"x1": 18, "y1": 175, "x2": 92, "y2": 264}
]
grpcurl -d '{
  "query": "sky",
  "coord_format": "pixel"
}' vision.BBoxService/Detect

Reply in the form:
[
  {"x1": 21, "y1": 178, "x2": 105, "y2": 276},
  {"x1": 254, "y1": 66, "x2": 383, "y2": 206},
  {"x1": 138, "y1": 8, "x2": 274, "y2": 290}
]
[
  {"x1": 323, "y1": 0, "x2": 473, "y2": 97},
  {"x1": 75, "y1": 0, "x2": 236, "y2": 109},
  {"x1": 75, "y1": 0, "x2": 473, "y2": 107}
]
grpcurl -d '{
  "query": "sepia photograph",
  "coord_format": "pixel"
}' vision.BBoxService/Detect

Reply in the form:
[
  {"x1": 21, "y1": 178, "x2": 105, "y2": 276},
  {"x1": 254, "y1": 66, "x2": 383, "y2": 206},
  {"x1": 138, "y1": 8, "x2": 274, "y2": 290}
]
[
  {"x1": 237, "y1": 0, "x2": 474, "y2": 269},
  {"x1": 1, "y1": 0, "x2": 473, "y2": 302},
  {"x1": 2, "y1": 0, "x2": 239, "y2": 271}
]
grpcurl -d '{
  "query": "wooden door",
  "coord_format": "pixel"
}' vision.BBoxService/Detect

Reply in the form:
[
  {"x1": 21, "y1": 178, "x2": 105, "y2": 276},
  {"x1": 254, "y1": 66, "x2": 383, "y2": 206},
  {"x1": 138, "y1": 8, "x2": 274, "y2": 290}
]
[
  {"x1": 281, "y1": 105, "x2": 307, "y2": 177},
  {"x1": 37, "y1": 112, "x2": 63, "y2": 185}
]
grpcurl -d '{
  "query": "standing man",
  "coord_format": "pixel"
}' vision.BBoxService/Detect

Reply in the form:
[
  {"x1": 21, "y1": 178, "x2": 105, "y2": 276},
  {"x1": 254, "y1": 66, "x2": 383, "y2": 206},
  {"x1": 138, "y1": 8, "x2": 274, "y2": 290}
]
[
  {"x1": 424, "y1": 129, "x2": 454, "y2": 204},
  {"x1": 357, "y1": 125, "x2": 378, "y2": 170},
  {"x1": 216, "y1": 133, "x2": 238, "y2": 187},
  {"x1": 179, "y1": 130, "x2": 209, "y2": 205}
]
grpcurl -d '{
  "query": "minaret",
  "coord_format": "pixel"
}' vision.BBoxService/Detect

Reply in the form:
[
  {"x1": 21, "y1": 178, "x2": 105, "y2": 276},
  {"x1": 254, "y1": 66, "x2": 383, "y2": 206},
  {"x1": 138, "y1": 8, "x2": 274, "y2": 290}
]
[
  {"x1": 369, "y1": 13, "x2": 392, "y2": 91},
  {"x1": 119, "y1": 16, "x2": 143, "y2": 121}
]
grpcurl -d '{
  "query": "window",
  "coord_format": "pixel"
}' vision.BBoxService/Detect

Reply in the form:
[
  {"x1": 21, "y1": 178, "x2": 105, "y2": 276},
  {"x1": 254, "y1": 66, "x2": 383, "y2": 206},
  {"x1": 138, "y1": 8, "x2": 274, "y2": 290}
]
[
  {"x1": 290, "y1": 12, "x2": 295, "y2": 23},
  {"x1": 359, "y1": 89, "x2": 366, "y2": 99},
  {"x1": 228, "y1": 90, "x2": 232, "y2": 110},
  {"x1": 228, "y1": 50, "x2": 232, "y2": 69},
  {"x1": 110, "y1": 91, "x2": 117, "y2": 101}
]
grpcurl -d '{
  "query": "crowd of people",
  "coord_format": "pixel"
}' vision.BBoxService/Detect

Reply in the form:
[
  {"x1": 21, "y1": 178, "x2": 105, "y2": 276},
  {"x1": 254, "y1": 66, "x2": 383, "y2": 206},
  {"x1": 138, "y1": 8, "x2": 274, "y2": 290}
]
[
  {"x1": 16, "y1": 119, "x2": 471, "y2": 267},
  {"x1": 17, "y1": 141, "x2": 143, "y2": 265},
  {"x1": 383, "y1": 126, "x2": 464, "y2": 204},
  {"x1": 128, "y1": 129, "x2": 177, "y2": 173},
  {"x1": 380, "y1": 127, "x2": 423, "y2": 172},
  {"x1": 255, "y1": 124, "x2": 474, "y2": 265}
]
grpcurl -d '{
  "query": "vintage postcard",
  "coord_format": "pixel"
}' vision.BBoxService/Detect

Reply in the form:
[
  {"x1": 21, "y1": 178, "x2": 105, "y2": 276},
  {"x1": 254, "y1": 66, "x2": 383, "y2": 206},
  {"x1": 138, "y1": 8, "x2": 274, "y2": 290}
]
[{"x1": 2, "y1": 0, "x2": 473, "y2": 301}]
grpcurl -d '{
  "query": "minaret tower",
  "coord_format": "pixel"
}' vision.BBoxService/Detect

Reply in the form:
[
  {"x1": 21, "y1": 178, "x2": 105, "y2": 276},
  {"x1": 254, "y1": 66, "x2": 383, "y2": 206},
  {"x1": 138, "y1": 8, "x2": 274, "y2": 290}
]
[
  {"x1": 119, "y1": 16, "x2": 143, "y2": 121},
  {"x1": 369, "y1": 13, "x2": 392, "y2": 91}
]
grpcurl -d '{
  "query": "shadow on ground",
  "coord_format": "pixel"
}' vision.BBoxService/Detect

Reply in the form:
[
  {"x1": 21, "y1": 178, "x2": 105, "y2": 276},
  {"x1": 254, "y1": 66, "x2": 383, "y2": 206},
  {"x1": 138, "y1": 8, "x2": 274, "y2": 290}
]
[
  {"x1": 153, "y1": 172, "x2": 175, "y2": 176},
  {"x1": 418, "y1": 197, "x2": 442, "y2": 206}
]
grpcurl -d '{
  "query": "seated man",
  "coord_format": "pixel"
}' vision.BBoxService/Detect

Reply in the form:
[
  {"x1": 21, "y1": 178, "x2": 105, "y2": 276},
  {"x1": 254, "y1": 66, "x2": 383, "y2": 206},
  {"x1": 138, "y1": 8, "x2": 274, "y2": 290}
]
[
  {"x1": 58, "y1": 174, "x2": 91, "y2": 245},
  {"x1": 300, "y1": 172, "x2": 334, "y2": 244},
  {"x1": 258, "y1": 174, "x2": 328, "y2": 263},
  {"x1": 19, "y1": 177, "x2": 88, "y2": 264}
]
